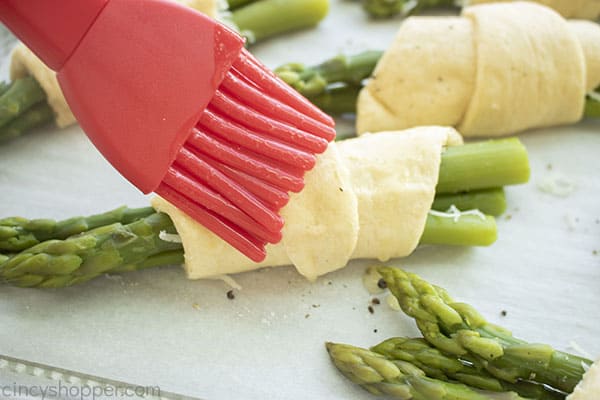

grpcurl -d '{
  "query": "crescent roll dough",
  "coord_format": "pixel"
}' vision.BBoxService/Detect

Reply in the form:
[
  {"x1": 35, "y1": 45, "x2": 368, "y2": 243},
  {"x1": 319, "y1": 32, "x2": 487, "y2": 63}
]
[
  {"x1": 467, "y1": 0, "x2": 600, "y2": 19},
  {"x1": 151, "y1": 126, "x2": 463, "y2": 281},
  {"x1": 9, "y1": 0, "x2": 218, "y2": 128},
  {"x1": 357, "y1": 2, "x2": 600, "y2": 137},
  {"x1": 567, "y1": 359, "x2": 600, "y2": 400}
]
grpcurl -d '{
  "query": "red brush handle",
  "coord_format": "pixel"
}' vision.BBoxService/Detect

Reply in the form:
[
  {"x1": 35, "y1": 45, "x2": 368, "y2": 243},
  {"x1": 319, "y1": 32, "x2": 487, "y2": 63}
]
[{"x1": 0, "y1": 0, "x2": 109, "y2": 70}]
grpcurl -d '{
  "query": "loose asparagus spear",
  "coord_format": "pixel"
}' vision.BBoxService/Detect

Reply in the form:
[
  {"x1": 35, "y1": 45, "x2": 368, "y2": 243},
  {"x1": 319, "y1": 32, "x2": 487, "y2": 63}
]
[
  {"x1": 372, "y1": 338, "x2": 565, "y2": 400},
  {"x1": 432, "y1": 188, "x2": 506, "y2": 217},
  {"x1": 0, "y1": 206, "x2": 156, "y2": 252},
  {"x1": 0, "y1": 76, "x2": 47, "y2": 128},
  {"x1": 377, "y1": 267, "x2": 592, "y2": 393},
  {"x1": 327, "y1": 342, "x2": 528, "y2": 399}
]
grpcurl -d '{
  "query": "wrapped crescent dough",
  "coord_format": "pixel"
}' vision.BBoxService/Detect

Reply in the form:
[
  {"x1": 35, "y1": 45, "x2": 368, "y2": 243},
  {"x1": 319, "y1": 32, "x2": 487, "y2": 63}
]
[
  {"x1": 567, "y1": 359, "x2": 600, "y2": 400},
  {"x1": 357, "y1": 2, "x2": 600, "y2": 137},
  {"x1": 9, "y1": 0, "x2": 218, "y2": 128},
  {"x1": 467, "y1": 0, "x2": 600, "y2": 19},
  {"x1": 152, "y1": 126, "x2": 463, "y2": 281}
]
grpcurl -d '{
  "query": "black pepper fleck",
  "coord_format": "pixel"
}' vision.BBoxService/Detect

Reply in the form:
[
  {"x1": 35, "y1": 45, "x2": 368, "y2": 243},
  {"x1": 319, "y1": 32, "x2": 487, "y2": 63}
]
[
  {"x1": 371, "y1": 298, "x2": 381, "y2": 305},
  {"x1": 373, "y1": 329, "x2": 378, "y2": 333},
  {"x1": 377, "y1": 278, "x2": 387, "y2": 289},
  {"x1": 227, "y1": 290, "x2": 235, "y2": 300},
  {"x1": 501, "y1": 310, "x2": 507, "y2": 317},
  {"x1": 368, "y1": 306, "x2": 375, "y2": 314},
  {"x1": 312, "y1": 304, "x2": 320, "y2": 308},
  {"x1": 305, "y1": 314, "x2": 310, "y2": 319},
  {"x1": 593, "y1": 250, "x2": 598, "y2": 256},
  {"x1": 339, "y1": 187, "x2": 344, "y2": 192}
]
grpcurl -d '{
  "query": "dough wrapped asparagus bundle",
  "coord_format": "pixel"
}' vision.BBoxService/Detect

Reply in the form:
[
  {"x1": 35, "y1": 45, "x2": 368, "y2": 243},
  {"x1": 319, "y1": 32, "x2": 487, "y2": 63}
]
[
  {"x1": 0, "y1": 130, "x2": 530, "y2": 287},
  {"x1": 152, "y1": 127, "x2": 529, "y2": 281},
  {"x1": 362, "y1": 0, "x2": 600, "y2": 20},
  {"x1": 357, "y1": 2, "x2": 600, "y2": 137},
  {"x1": 0, "y1": 0, "x2": 329, "y2": 141}
]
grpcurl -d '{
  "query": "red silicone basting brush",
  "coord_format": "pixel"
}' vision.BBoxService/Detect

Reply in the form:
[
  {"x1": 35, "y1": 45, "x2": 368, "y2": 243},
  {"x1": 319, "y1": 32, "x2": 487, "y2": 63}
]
[{"x1": 0, "y1": 0, "x2": 336, "y2": 262}]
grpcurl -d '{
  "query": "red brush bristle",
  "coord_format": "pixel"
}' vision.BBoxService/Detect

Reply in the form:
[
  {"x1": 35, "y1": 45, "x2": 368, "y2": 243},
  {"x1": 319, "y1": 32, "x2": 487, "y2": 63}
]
[{"x1": 157, "y1": 48, "x2": 336, "y2": 262}]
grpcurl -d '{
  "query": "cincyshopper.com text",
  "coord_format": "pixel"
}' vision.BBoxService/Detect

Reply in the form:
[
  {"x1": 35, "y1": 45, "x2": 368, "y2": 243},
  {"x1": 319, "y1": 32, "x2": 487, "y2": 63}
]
[{"x1": 1, "y1": 381, "x2": 161, "y2": 399}]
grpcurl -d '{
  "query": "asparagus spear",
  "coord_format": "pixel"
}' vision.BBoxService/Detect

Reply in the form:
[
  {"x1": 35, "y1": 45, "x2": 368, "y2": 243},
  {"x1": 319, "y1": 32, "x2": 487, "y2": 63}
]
[
  {"x1": 361, "y1": 0, "x2": 457, "y2": 18},
  {"x1": 326, "y1": 342, "x2": 528, "y2": 399},
  {"x1": 0, "y1": 81, "x2": 10, "y2": 96},
  {"x1": 0, "y1": 212, "x2": 183, "y2": 288},
  {"x1": 275, "y1": 51, "x2": 383, "y2": 97},
  {"x1": 0, "y1": 206, "x2": 156, "y2": 252},
  {"x1": 585, "y1": 91, "x2": 600, "y2": 118},
  {"x1": 231, "y1": 0, "x2": 329, "y2": 44},
  {"x1": 377, "y1": 267, "x2": 592, "y2": 393},
  {"x1": 372, "y1": 338, "x2": 565, "y2": 400},
  {"x1": 437, "y1": 138, "x2": 530, "y2": 194},
  {"x1": 227, "y1": 0, "x2": 259, "y2": 10},
  {"x1": 432, "y1": 188, "x2": 506, "y2": 217},
  {"x1": 0, "y1": 76, "x2": 47, "y2": 128},
  {"x1": 0, "y1": 102, "x2": 54, "y2": 142}
]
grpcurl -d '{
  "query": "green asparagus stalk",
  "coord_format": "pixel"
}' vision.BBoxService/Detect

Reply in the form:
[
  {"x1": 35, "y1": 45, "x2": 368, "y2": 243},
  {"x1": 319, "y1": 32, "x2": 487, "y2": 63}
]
[
  {"x1": 227, "y1": 0, "x2": 259, "y2": 10},
  {"x1": 0, "y1": 209, "x2": 494, "y2": 288},
  {"x1": 326, "y1": 342, "x2": 528, "y2": 399},
  {"x1": 437, "y1": 138, "x2": 530, "y2": 194},
  {"x1": 231, "y1": 0, "x2": 329, "y2": 44},
  {"x1": 275, "y1": 51, "x2": 383, "y2": 98},
  {"x1": 432, "y1": 188, "x2": 506, "y2": 217},
  {"x1": 0, "y1": 212, "x2": 183, "y2": 288},
  {"x1": 585, "y1": 92, "x2": 600, "y2": 118},
  {"x1": 420, "y1": 213, "x2": 496, "y2": 246},
  {"x1": 372, "y1": 338, "x2": 565, "y2": 400},
  {"x1": 311, "y1": 85, "x2": 362, "y2": 117},
  {"x1": 0, "y1": 102, "x2": 54, "y2": 142},
  {"x1": 0, "y1": 76, "x2": 47, "y2": 128},
  {"x1": 361, "y1": 0, "x2": 457, "y2": 18},
  {"x1": 0, "y1": 206, "x2": 156, "y2": 253},
  {"x1": 377, "y1": 267, "x2": 592, "y2": 393},
  {"x1": 0, "y1": 81, "x2": 10, "y2": 96}
]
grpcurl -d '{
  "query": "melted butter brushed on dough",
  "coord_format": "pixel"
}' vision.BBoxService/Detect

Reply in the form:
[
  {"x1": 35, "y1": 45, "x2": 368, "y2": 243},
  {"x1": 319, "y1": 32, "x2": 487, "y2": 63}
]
[
  {"x1": 357, "y1": 2, "x2": 600, "y2": 137},
  {"x1": 152, "y1": 127, "x2": 461, "y2": 281}
]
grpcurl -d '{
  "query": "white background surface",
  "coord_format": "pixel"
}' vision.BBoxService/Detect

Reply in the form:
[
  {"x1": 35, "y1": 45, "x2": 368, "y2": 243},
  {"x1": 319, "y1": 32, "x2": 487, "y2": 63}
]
[{"x1": 0, "y1": 1, "x2": 599, "y2": 399}]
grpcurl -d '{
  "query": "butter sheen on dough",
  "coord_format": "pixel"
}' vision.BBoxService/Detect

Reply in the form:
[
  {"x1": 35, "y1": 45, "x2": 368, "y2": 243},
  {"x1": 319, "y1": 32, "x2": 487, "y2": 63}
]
[
  {"x1": 152, "y1": 127, "x2": 462, "y2": 281},
  {"x1": 357, "y1": 2, "x2": 600, "y2": 137}
]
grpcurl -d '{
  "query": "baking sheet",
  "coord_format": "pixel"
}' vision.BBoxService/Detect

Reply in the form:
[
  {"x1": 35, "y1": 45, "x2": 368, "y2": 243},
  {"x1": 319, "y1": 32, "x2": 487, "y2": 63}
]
[{"x1": 0, "y1": 1, "x2": 599, "y2": 399}]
